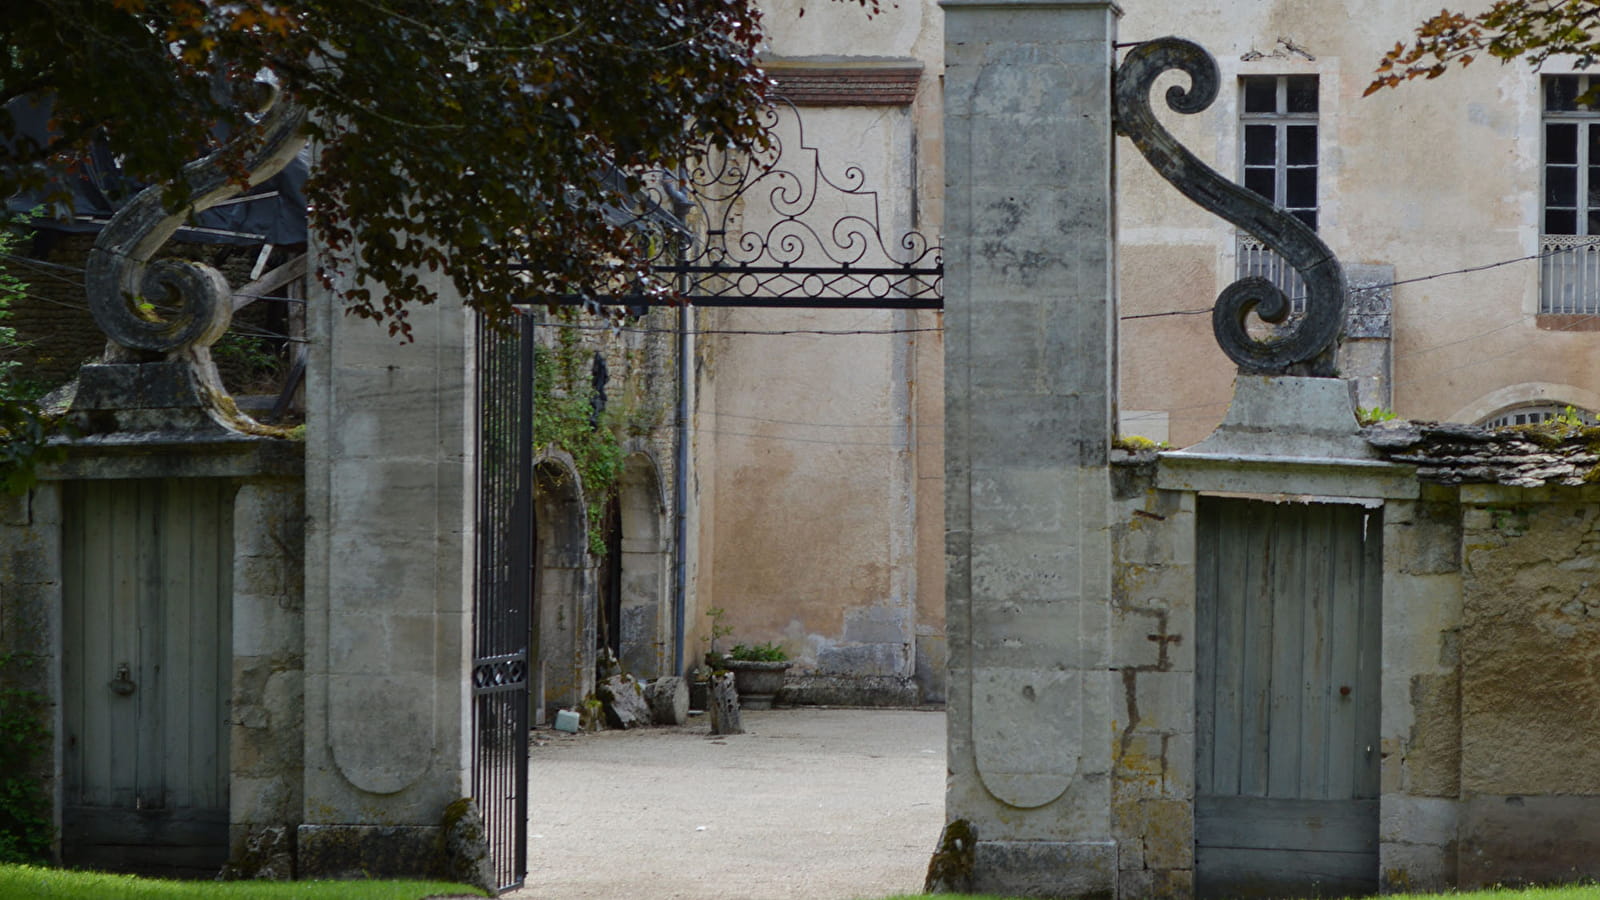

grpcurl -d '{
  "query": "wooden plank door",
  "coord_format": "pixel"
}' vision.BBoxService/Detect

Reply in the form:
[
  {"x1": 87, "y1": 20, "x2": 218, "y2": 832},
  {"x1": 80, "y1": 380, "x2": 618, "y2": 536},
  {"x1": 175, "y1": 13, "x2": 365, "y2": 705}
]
[
  {"x1": 61, "y1": 479, "x2": 234, "y2": 876},
  {"x1": 1195, "y1": 497, "x2": 1381, "y2": 899}
]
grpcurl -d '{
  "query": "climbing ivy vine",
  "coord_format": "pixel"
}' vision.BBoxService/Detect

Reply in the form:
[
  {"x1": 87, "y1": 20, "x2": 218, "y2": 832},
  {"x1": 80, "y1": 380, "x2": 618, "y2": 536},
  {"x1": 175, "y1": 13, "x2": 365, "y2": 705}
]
[
  {"x1": 534, "y1": 322, "x2": 627, "y2": 557},
  {"x1": 0, "y1": 212, "x2": 64, "y2": 495},
  {"x1": 0, "y1": 653, "x2": 53, "y2": 864}
]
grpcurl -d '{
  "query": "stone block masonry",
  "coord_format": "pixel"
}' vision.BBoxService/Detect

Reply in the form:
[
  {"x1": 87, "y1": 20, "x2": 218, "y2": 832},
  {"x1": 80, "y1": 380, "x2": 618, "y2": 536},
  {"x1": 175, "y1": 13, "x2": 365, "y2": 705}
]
[
  {"x1": 299, "y1": 258, "x2": 475, "y2": 876},
  {"x1": 941, "y1": 1, "x2": 1122, "y2": 895},
  {"x1": 1109, "y1": 458, "x2": 1196, "y2": 899}
]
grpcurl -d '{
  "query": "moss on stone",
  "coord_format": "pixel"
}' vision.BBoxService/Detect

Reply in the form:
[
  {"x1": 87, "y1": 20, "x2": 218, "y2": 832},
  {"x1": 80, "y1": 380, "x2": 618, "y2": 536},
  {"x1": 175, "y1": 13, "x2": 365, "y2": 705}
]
[{"x1": 923, "y1": 818, "x2": 977, "y2": 894}]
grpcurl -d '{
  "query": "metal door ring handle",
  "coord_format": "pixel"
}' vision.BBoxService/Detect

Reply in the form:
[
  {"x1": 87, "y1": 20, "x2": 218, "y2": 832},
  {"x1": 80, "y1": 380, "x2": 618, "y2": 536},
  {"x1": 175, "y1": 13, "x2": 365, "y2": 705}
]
[{"x1": 109, "y1": 663, "x2": 136, "y2": 696}]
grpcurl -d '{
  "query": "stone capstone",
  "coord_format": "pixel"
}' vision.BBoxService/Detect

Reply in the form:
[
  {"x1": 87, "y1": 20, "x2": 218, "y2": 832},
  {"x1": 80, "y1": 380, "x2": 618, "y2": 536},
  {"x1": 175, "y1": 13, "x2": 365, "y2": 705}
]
[{"x1": 1368, "y1": 421, "x2": 1600, "y2": 487}]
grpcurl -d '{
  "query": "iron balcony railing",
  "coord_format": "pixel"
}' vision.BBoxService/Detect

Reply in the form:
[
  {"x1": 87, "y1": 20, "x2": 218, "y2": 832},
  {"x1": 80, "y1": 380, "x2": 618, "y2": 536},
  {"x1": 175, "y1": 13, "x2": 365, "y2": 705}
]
[
  {"x1": 1540, "y1": 234, "x2": 1600, "y2": 314},
  {"x1": 1236, "y1": 234, "x2": 1309, "y2": 316}
]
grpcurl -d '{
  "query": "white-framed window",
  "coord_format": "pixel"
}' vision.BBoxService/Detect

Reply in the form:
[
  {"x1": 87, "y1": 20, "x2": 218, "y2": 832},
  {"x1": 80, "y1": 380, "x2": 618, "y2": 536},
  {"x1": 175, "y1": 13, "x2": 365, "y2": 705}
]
[
  {"x1": 1481, "y1": 403, "x2": 1596, "y2": 428},
  {"x1": 1237, "y1": 75, "x2": 1318, "y2": 313},
  {"x1": 1541, "y1": 74, "x2": 1600, "y2": 314}
]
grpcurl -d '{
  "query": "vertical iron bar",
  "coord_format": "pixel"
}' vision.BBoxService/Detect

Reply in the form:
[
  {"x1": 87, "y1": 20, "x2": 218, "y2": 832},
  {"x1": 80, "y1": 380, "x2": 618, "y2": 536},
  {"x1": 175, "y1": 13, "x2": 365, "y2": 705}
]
[
  {"x1": 515, "y1": 311, "x2": 534, "y2": 885},
  {"x1": 472, "y1": 312, "x2": 533, "y2": 893}
]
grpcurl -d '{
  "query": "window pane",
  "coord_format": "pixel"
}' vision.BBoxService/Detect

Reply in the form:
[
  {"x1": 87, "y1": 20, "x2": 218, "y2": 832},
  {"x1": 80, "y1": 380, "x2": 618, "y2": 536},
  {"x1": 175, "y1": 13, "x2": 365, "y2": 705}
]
[
  {"x1": 1243, "y1": 78, "x2": 1276, "y2": 113},
  {"x1": 1244, "y1": 125, "x2": 1277, "y2": 165},
  {"x1": 1547, "y1": 75, "x2": 1582, "y2": 111},
  {"x1": 1590, "y1": 123, "x2": 1600, "y2": 163},
  {"x1": 1549, "y1": 122, "x2": 1579, "y2": 164},
  {"x1": 1286, "y1": 125, "x2": 1317, "y2": 165},
  {"x1": 1589, "y1": 166, "x2": 1600, "y2": 209},
  {"x1": 1548, "y1": 165, "x2": 1578, "y2": 205},
  {"x1": 1286, "y1": 76, "x2": 1318, "y2": 113},
  {"x1": 1547, "y1": 208, "x2": 1578, "y2": 234},
  {"x1": 1292, "y1": 209, "x2": 1317, "y2": 230},
  {"x1": 1588, "y1": 210, "x2": 1600, "y2": 235},
  {"x1": 1245, "y1": 167, "x2": 1275, "y2": 201},
  {"x1": 1285, "y1": 167, "x2": 1316, "y2": 208}
]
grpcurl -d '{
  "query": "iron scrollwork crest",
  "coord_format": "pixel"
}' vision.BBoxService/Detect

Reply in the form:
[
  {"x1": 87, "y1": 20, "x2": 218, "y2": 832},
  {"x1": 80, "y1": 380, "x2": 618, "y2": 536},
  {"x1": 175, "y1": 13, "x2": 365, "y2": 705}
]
[
  {"x1": 1115, "y1": 37, "x2": 1346, "y2": 376},
  {"x1": 639, "y1": 99, "x2": 943, "y2": 308}
]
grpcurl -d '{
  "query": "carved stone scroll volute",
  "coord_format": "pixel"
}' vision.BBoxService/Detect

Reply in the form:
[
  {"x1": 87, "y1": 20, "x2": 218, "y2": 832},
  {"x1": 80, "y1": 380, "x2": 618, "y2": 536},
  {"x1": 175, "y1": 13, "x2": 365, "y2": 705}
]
[
  {"x1": 72, "y1": 85, "x2": 307, "y2": 435},
  {"x1": 1114, "y1": 37, "x2": 1347, "y2": 376}
]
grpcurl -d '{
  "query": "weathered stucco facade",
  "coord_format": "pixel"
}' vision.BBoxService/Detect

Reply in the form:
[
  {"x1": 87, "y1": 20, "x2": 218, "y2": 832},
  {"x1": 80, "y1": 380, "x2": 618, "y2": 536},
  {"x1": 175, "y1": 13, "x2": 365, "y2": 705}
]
[
  {"x1": 1116, "y1": 0, "x2": 1600, "y2": 446},
  {"x1": 683, "y1": 0, "x2": 950, "y2": 705}
]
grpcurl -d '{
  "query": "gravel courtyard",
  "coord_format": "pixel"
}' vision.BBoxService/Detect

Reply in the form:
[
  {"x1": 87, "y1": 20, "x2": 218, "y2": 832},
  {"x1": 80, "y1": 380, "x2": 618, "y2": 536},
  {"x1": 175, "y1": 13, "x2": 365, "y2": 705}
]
[{"x1": 509, "y1": 708, "x2": 947, "y2": 900}]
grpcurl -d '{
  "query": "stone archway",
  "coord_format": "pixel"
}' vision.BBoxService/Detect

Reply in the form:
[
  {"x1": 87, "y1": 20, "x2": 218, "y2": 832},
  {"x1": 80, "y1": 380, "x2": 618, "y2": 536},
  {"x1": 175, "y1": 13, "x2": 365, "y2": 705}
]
[
  {"x1": 616, "y1": 453, "x2": 671, "y2": 679},
  {"x1": 533, "y1": 456, "x2": 594, "y2": 723}
]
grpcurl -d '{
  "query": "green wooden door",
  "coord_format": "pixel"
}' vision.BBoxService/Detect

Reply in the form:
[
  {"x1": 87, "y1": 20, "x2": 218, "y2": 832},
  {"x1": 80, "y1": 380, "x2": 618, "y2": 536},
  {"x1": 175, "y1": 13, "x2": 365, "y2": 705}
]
[
  {"x1": 1195, "y1": 497, "x2": 1381, "y2": 899},
  {"x1": 61, "y1": 479, "x2": 233, "y2": 876}
]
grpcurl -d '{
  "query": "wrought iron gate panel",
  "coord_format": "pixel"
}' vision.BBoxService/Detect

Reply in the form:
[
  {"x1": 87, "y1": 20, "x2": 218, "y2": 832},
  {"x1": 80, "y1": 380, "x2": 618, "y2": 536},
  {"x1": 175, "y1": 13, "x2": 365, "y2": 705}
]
[
  {"x1": 473, "y1": 312, "x2": 534, "y2": 893},
  {"x1": 513, "y1": 99, "x2": 943, "y2": 310}
]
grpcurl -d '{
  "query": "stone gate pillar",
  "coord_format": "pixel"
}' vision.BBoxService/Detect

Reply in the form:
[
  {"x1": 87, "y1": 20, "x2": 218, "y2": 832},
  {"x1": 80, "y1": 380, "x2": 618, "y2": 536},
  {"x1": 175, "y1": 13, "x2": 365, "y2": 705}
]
[
  {"x1": 940, "y1": 1, "x2": 1120, "y2": 896},
  {"x1": 299, "y1": 269, "x2": 476, "y2": 879}
]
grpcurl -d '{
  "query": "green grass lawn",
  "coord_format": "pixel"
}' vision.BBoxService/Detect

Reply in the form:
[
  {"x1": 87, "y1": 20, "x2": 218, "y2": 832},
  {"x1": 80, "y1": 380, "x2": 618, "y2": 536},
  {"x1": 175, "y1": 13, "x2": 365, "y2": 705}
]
[{"x1": 0, "y1": 865, "x2": 487, "y2": 900}]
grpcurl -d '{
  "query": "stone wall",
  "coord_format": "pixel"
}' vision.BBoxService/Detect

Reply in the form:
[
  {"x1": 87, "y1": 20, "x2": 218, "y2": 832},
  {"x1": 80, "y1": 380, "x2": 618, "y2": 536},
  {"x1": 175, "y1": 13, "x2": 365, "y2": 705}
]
[
  {"x1": 524, "y1": 305, "x2": 682, "y2": 713},
  {"x1": 1454, "y1": 485, "x2": 1600, "y2": 887},
  {"x1": 300, "y1": 259, "x2": 473, "y2": 876},
  {"x1": 0, "y1": 441, "x2": 304, "y2": 874},
  {"x1": 1109, "y1": 457, "x2": 1197, "y2": 900},
  {"x1": 1372, "y1": 479, "x2": 1600, "y2": 890},
  {"x1": 226, "y1": 478, "x2": 306, "y2": 878},
  {"x1": 1096, "y1": 429, "x2": 1600, "y2": 898},
  {"x1": 1377, "y1": 484, "x2": 1463, "y2": 892},
  {"x1": 0, "y1": 484, "x2": 63, "y2": 861},
  {"x1": 940, "y1": 1, "x2": 1122, "y2": 894}
]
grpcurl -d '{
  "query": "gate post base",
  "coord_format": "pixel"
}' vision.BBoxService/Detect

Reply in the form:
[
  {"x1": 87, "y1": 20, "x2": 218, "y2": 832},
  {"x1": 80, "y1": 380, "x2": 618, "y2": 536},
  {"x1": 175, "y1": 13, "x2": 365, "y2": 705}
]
[
  {"x1": 968, "y1": 841, "x2": 1118, "y2": 900},
  {"x1": 296, "y1": 824, "x2": 448, "y2": 882}
]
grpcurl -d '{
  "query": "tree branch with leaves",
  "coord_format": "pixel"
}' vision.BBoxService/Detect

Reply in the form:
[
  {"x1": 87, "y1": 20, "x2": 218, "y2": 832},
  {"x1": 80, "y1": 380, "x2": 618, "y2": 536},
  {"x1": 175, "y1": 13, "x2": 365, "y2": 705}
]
[
  {"x1": 0, "y1": 0, "x2": 798, "y2": 337},
  {"x1": 1370, "y1": 1, "x2": 1600, "y2": 96}
]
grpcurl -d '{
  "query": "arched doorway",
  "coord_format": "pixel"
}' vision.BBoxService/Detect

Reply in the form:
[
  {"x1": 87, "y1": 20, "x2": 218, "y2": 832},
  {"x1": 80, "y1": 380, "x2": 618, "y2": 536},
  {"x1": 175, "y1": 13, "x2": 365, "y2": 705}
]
[
  {"x1": 533, "y1": 457, "x2": 592, "y2": 723},
  {"x1": 594, "y1": 453, "x2": 671, "y2": 680},
  {"x1": 617, "y1": 453, "x2": 671, "y2": 678}
]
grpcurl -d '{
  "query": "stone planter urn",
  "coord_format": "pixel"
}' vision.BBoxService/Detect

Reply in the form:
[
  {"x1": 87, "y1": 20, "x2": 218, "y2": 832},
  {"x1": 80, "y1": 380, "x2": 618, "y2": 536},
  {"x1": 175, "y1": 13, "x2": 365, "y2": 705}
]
[{"x1": 722, "y1": 659, "x2": 791, "y2": 710}]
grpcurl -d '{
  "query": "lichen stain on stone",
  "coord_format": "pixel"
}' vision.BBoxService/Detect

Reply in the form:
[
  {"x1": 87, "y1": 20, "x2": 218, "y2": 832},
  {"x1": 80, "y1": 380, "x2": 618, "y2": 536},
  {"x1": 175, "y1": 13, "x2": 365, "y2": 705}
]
[
  {"x1": 1461, "y1": 501, "x2": 1600, "y2": 794},
  {"x1": 987, "y1": 196, "x2": 1026, "y2": 235},
  {"x1": 1405, "y1": 672, "x2": 1461, "y2": 798},
  {"x1": 1139, "y1": 801, "x2": 1194, "y2": 869}
]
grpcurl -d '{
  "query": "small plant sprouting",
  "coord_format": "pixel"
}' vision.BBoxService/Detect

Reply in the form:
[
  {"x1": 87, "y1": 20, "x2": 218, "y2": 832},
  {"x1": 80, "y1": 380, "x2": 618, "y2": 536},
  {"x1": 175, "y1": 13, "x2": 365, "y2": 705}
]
[
  {"x1": 1357, "y1": 406, "x2": 1400, "y2": 426},
  {"x1": 1113, "y1": 434, "x2": 1169, "y2": 452},
  {"x1": 729, "y1": 641, "x2": 788, "y2": 662},
  {"x1": 704, "y1": 606, "x2": 733, "y2": 662}
]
